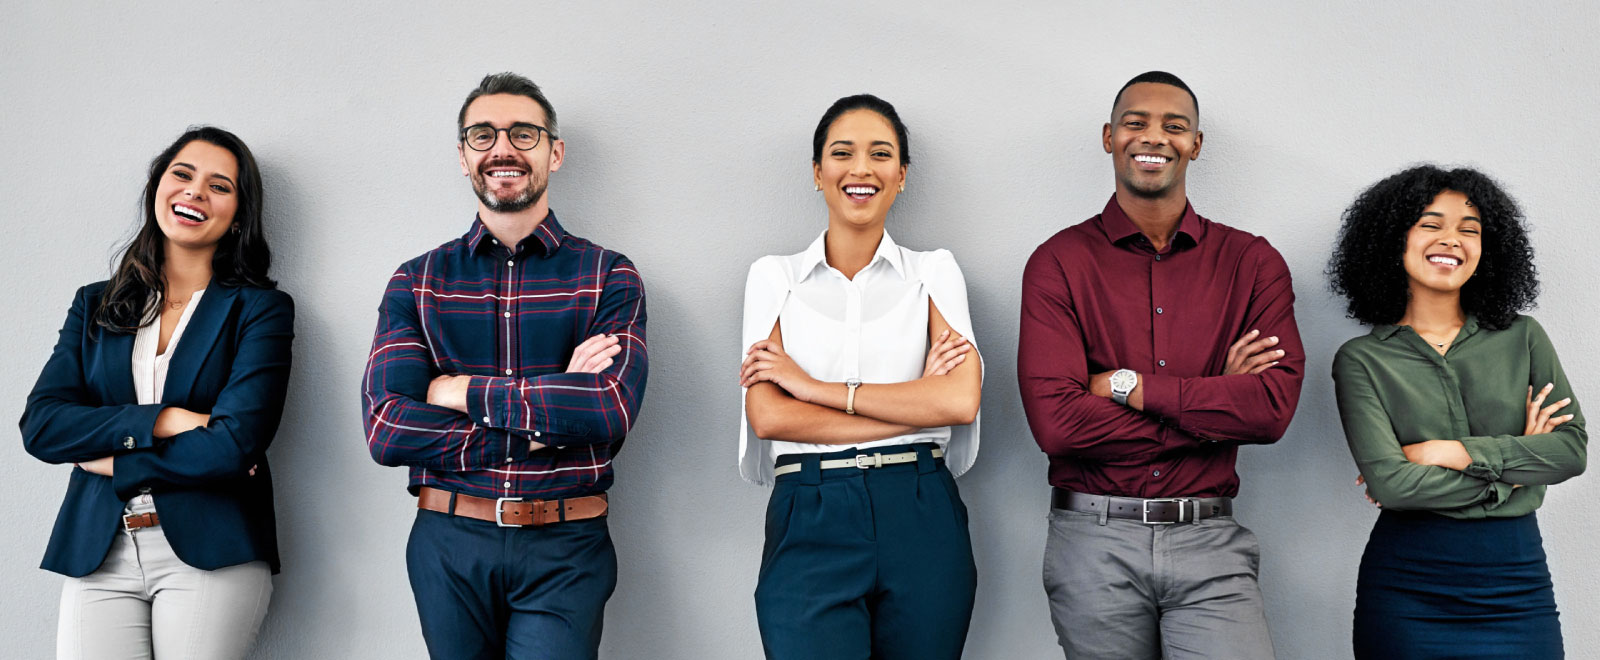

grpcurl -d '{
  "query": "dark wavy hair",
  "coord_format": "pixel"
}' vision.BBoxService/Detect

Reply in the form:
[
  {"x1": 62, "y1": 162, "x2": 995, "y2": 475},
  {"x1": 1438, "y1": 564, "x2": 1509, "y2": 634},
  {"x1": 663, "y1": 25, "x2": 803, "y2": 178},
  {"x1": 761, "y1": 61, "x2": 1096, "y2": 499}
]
[
  {"x1": 812, "y1": 94, "x2": 910, "y2": 166},
  {"x1": 1327, "y1": 165, "x2": 1537, "y2": 330},
  {"x1": 94, "y1": 126, "x2": 275, "y2": 332}
]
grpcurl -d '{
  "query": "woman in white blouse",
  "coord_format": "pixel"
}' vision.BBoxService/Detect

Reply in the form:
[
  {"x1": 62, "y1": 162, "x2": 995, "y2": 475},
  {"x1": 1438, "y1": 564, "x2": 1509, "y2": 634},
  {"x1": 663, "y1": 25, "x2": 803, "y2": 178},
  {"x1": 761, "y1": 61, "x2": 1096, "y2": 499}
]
[{"x1": 739, "y1": 94, "x2": 982, "y2": 660}]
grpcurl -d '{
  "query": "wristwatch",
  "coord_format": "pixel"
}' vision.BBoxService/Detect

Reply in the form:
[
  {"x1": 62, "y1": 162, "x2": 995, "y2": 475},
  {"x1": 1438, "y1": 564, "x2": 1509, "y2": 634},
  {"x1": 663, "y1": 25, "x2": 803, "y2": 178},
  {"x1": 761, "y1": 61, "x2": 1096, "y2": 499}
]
[
  {"x1": 1109, "y1": 369, "x2": 1138, "y2": 406},
  {"x1": 845, "y1": 379, "x2": 862, "y2": 415}
]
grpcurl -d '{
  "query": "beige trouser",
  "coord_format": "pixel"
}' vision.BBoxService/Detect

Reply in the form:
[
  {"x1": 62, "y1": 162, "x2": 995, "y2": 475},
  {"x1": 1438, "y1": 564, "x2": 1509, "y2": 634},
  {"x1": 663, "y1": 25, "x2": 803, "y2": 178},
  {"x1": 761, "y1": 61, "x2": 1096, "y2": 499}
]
[{"x1": 56, "y1": 495, "x2": 272, "y2": 660}]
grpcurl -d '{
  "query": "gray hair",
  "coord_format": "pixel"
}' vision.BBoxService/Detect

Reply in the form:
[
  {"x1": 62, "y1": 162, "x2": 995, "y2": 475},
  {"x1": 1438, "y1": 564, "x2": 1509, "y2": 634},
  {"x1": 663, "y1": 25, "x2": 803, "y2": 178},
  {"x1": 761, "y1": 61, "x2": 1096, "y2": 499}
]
[{"x1": 457, "y1": 72, "x2": 558, "y2": 138}]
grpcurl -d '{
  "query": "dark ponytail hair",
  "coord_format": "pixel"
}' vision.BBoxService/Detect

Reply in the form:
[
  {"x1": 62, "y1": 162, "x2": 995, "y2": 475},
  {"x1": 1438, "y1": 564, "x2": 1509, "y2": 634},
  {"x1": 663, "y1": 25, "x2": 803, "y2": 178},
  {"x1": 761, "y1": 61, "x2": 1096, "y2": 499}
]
[
  {"x1": 95, "y1": 126, "x2": 275, "y2": 332},
  {"x1": 812, "y1": 94, "x2": 911, "y2": 166}
]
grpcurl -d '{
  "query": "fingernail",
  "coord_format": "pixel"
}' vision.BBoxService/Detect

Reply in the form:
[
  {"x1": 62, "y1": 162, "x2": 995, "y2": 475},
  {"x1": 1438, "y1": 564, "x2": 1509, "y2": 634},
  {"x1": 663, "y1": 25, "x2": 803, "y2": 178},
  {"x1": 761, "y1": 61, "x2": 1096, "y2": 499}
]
[
  {"x1": 1250, "y1": 329, "x2": 1259, "y2": 335},
  {"x1": 1269, "y1": 336, "x2": 1279, "y2": 343},
  {"x1": 1561, "y1": 398, "x2": 1571, "y2": 404},
  {"x1": 1275, "y1": 350, "x2": 1285, "y2": 356},
  {"x1": 1547, "y1": 383, "x2": 1554, "y2": 389}
]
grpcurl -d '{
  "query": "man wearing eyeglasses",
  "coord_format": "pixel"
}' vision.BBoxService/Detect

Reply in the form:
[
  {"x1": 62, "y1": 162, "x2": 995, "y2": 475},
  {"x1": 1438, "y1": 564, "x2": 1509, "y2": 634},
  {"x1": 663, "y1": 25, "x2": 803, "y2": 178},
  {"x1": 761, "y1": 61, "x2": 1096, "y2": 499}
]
[{"x1": 362, "y1": 72, "x2": 648, "y2": 660}]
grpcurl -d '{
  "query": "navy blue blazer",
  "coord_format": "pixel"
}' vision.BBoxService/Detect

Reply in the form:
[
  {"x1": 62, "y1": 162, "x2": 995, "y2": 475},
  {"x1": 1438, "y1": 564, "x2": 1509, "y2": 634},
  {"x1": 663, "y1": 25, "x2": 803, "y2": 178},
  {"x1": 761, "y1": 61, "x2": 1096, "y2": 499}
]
[{"x1": 21, "y1": 281, "x2": 294, "y2": 577}]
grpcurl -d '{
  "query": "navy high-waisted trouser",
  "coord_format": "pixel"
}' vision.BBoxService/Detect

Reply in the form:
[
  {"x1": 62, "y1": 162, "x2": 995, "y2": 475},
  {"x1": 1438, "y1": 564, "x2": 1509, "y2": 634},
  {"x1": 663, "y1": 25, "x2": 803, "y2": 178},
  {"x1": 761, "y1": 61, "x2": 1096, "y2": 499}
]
[{"x1": 755, "y1": 443, "x2": 978, "y2": 660}]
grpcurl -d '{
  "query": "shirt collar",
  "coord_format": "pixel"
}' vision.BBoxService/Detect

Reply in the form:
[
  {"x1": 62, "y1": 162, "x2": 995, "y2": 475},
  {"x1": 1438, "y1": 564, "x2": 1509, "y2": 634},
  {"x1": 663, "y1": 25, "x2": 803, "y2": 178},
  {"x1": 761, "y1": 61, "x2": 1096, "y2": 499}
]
[
  {"x1": 794, "y1": 229, "x2": 907, "y2": 282},
  {"x1": 1371, "y1": 314, "x2": 1482, "y2": 341},
  {"x1": 1096, "y1": 194, "x2": 1203, "y2": 249},
  {"x1": 465, "y1": 210, "x2": 568, "y2": 256}
]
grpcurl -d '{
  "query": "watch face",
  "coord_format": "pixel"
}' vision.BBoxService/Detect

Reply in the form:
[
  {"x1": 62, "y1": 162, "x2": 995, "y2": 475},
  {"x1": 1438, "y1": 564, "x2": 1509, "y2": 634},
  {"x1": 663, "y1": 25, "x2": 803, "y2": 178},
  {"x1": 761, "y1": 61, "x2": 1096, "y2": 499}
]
[{"x1": 1109, "y1": 370, "x2": 1137, "y2": 392}]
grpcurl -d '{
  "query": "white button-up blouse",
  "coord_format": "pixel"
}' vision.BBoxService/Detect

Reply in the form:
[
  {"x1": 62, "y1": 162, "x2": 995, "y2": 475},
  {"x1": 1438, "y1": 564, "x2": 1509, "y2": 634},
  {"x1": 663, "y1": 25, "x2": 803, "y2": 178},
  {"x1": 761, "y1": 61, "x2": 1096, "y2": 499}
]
[{"x1": 738, "y1": 230, "x2": 981, "y2": 486}]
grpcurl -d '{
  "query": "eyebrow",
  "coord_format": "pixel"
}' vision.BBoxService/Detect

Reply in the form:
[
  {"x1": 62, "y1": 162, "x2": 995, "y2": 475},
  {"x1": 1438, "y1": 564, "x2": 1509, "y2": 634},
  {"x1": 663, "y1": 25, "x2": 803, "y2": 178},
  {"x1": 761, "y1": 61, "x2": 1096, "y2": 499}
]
[
  {"x1": 827, "y1": 139, "x2": 896, "y2": 150},
  {"x1": 1118, "y1": 110, "x2": 1192, "y2": 123},
  {"x1": 171, "y1": 162, "x2": 236, "y2": 186},
  {"x1": 1419, "y1": 211, "x2": 1482, "y2": 222}
]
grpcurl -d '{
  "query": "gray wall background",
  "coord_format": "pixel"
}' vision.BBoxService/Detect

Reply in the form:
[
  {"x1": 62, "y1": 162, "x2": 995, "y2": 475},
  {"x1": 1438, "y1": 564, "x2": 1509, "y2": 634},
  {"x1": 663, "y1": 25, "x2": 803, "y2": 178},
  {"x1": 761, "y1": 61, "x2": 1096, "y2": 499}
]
[{"x1": 4, "y1": 2, "x2": 1598, "y2": 658}]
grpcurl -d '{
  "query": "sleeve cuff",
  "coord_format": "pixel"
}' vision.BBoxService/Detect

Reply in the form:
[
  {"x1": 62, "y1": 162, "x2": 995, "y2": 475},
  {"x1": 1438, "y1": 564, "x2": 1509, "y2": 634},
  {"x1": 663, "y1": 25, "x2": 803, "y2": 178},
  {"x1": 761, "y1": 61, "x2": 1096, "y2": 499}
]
[
  {"x1": 466, "y1": 376, "x2": 509, "y2": 428},
  {"x1": 1141, "y1": 373, "x2": 1181, "y2": 428},
  {"x1": 1458, "y1": 436, "x2": 1505, "y2": 481},
  {"x1": 122, "y1": 403, "x2": 166, "y2": 452}
]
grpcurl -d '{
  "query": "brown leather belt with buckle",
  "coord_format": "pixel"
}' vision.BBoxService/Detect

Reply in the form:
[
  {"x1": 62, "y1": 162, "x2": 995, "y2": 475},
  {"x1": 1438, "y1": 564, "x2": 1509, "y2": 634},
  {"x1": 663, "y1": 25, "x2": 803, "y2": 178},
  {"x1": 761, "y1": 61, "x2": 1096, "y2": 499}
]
[
  {"x1": 123, "y1": 512, "x2": 160, "y2": 531},
  {"x1": 418, "y1": 486, "x2": 608, "y2": 528},
  {"x1": 1052, "y1": 488, "x2": 1232, "y2": 524}
]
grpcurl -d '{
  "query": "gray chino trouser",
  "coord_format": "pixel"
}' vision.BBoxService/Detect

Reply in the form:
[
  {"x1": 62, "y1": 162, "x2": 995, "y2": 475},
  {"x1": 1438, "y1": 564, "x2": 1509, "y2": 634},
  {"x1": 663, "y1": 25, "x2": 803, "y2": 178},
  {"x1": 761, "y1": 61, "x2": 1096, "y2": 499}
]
[{"x1": 1043, "y1": 506, "x2": 1275, "y2": 660}]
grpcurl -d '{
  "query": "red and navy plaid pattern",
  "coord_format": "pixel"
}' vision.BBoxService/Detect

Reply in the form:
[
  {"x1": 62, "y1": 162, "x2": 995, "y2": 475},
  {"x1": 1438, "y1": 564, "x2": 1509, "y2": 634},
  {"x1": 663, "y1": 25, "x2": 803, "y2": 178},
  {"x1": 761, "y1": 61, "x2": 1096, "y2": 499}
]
[{"x1": 363, "y1": 213, "x2": 647, "y2": 500}]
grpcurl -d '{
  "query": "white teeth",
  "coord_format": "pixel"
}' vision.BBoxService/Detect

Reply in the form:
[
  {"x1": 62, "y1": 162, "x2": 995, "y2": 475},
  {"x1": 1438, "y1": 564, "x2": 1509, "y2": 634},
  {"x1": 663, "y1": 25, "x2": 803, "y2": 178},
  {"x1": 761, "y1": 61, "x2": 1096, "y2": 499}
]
[
  {"x1": 172, "y1": 205, "x2": 206, "y2": 221},
  {"x1": 489, "y1": 171, "x2": 522, "y2": 178},
  {"x1": 1428, "y1": 256, "x2": 1461, "y2": 266},
  {"x1": 1133, "y1": 155, "x2": 1169, "y2": 164},
  {"x1": 844, "y1": 185, "x2": 877, "y2": 195}
]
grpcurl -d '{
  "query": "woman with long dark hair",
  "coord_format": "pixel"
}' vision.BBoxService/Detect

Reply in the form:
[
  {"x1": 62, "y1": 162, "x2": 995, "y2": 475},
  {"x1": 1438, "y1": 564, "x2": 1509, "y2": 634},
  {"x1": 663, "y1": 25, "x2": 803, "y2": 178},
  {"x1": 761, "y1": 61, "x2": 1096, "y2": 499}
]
[
  {"x1": 21, "y1": 126, "x2": 293, "y2": 660},
  {"x1": 1329, "y1": 165, "x2": 1585, "y2": 658},
  {"x1": 738, "y1": 95, "x2": 982, "y2": 659}
]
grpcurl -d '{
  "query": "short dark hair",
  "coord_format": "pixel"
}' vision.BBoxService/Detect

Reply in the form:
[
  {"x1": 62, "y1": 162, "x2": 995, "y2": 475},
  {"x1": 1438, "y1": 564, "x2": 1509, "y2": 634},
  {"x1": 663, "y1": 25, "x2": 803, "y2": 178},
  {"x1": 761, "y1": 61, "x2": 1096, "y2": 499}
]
[
  {"x1": 96, "y1": 126, "x2": 275, "y2": 332},
  {"x1": 1327, "y1": 165, "x2": 1539, "y2": 330},
  {"x1": 458, "y1": 72, "x2": 559, "y2": 138},
  {"x1": 812, "y1": 94, "x2": 910, "y2": 166},
  {"x1": 1112, "y1": 71, "x2": 1198, "y2": 120}
]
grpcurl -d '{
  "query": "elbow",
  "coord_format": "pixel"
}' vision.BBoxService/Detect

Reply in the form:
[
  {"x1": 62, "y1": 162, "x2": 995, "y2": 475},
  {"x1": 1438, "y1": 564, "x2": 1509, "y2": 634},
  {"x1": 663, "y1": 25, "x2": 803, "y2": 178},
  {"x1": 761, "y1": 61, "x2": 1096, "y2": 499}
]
[
  {"x1": 747, "y1": 409, "x2": 783, "y2": 441},
  {"x1": 943, "y1": 394, "x2": 980, "y2": 427}
]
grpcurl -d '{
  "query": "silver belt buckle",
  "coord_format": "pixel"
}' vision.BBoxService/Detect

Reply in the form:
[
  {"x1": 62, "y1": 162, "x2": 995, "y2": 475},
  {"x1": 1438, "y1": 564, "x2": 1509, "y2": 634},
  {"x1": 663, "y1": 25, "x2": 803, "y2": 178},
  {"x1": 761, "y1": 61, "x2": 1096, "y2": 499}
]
[
  {"x1": 121, "y1": 513, "x2": 139, "y2": 532},
  {"x1": 495, "y1": 497, "x2": 523, "y2": 527},
  {"x1": 1142, "y1": 498, "x2": 1190, "y2": 524},
  {"x1": 854, "y1": 454, "x2": 883, "y2": 469}
]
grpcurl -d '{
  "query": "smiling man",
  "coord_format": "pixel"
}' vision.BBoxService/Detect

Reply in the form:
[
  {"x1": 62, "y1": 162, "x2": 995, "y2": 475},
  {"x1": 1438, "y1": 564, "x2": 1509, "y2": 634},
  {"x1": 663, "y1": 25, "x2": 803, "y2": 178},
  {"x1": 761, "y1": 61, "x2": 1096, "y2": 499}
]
[
  {"x1": 362, "y1": 73, "x2": 647, "y2": 660},
  {"x1": 1018, "y1": 71, "x2": 1304, "y2": 659}
]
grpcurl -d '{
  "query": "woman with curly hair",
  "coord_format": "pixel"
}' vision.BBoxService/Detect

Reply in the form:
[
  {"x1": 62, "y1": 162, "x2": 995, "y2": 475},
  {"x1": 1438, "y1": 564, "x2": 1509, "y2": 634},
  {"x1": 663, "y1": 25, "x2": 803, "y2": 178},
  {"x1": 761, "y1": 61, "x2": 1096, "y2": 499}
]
[{"x1": 1328, "y1": 165, "x2": 1585, "y2": 658}]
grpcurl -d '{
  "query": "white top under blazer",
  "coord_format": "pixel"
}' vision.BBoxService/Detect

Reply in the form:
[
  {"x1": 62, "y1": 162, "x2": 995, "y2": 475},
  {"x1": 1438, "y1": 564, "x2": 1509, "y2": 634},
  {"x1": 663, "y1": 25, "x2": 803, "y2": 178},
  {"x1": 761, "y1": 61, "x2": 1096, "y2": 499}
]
[
  {"x1": 739, "y1": 230, "x2": 981, "y2": 486},
  {"x1": 132, "y1": 290, "x2": 205, "y2": 405}
]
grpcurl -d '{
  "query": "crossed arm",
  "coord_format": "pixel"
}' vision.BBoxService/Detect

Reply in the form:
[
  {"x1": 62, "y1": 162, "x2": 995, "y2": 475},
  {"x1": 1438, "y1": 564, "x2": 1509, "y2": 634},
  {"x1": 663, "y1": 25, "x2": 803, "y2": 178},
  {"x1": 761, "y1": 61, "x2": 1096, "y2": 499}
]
[{"x1": 741, "y1": 299, "x2": 981, "y2": 445}]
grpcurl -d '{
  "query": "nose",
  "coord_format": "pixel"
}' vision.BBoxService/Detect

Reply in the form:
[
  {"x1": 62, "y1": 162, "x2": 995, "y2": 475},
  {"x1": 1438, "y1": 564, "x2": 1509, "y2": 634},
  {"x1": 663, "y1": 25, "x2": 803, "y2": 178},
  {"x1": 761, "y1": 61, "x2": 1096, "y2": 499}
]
[
  {"x1": 848, "y1": 153, "x2": 873, "y2": 177},
  {"x1": 488, "y1": 129, "x2": 520, "y2": 160}
]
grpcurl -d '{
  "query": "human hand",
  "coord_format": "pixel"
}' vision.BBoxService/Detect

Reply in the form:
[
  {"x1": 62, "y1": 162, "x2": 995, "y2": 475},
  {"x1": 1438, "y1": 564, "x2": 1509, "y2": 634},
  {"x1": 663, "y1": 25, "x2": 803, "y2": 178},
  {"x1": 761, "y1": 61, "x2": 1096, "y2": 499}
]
[
  {"x1": 1524, "y1": 384, "x2": 1574, "y2": 435},
  {"x1": 427, "y1": 374, "x2": 471, "y2": 413},
  {"x1": 77, "y1": 456, "x2": 115, "y2": 477},
  {"x1": 741, "y1": 339, "x2": 822, "y2": 402},
  {"x1": 923, "y1": 330, "x2": 971, "y2": 377},
  {"x1": 1223, "y1": 329, "x2": 1284, "y2": 376},
  {"x1": 154, "y1": 407, "x2": 210, "y2": 438},
  {"x1": 1401, "y1": 440, "x2": 1472, "y2": 471},
  {"x1": 1355, "y1": 475, "x2": 1380, "y2": 507},
  {"x1": 567, "y1": 334, "x2": 622, "y2": 374}
]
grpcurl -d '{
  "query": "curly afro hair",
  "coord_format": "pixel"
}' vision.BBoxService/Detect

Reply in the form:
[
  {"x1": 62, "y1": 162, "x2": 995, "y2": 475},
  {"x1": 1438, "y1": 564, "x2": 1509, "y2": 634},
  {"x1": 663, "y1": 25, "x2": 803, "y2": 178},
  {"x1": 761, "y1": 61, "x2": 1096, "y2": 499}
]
[{"x1": 1327, "y1": 165, "x2": 1538, "y2": 330}]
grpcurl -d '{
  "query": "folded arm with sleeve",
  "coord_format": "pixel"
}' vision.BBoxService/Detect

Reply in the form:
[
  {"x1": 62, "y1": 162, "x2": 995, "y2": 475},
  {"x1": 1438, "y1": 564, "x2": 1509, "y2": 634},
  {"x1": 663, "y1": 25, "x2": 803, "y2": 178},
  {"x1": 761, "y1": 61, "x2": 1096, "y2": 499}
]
[
  {"x1": 363, "y1": 262, "x2": 647, "y2": 470},
  {"x1": 1018, "y1": 242, "x2": 1303, "y2": 462}
]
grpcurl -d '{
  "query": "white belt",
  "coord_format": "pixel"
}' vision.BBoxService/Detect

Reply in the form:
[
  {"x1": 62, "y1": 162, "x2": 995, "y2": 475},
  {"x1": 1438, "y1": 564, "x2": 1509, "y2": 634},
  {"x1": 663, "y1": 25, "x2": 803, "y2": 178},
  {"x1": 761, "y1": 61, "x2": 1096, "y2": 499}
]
[{"x1": 772, "y1": 447, "x2": 944, "y2": 476}]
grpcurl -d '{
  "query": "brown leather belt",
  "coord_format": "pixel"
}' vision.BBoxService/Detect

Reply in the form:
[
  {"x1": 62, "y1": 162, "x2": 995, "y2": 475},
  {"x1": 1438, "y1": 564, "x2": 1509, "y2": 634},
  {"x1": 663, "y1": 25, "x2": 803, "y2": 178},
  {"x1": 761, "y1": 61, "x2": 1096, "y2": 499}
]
[
  {"x1": 123, "y1": 512, "x2": 160, "y2": 531},
  {"x1": 418, "y1": 486, "x2": 608, "y2": 528},
  {"x1": 1052, "y1": 488, "x2": 1231, "y2": 524}
]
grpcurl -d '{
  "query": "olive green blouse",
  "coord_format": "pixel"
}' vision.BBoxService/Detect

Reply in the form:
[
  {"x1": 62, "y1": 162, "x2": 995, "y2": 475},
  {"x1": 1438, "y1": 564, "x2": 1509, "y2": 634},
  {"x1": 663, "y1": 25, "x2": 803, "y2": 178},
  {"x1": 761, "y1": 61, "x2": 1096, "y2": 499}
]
[{"x1": 1333, "y1": 315, "x2": 1587, "y2": 519}]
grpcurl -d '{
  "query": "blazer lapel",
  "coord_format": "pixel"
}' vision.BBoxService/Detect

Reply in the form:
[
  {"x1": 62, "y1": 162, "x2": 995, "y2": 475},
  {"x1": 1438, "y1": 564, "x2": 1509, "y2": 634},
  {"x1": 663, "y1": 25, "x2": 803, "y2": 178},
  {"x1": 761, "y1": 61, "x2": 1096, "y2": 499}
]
[
  {"x1": 101, "y1": 329, "x2": 138, "y2": 404},
  {"x1": 162, "y1": 284, "x2": 239, "y2": 405}
]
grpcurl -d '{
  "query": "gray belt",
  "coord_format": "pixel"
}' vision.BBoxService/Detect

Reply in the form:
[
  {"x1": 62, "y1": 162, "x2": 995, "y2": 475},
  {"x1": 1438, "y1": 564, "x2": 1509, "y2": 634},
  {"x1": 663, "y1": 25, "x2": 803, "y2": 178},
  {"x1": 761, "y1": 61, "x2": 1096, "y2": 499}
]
[
  {"x1": 1052, "y1": 488, "x2": 1232, "y2": 524},
  {"x1": 773, "y1": 447, "x2": 944, "y2": 477}
]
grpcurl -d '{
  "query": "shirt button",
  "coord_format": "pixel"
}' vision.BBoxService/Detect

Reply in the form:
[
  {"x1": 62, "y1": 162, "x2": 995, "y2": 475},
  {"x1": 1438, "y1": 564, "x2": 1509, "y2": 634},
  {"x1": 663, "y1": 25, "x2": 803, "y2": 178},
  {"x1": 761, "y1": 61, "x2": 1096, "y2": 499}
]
[
  {"x1": 503, "y1": 481, "x2": 511, "y2": 488},
  {"x1": 123, "y1": 437, "x2": 135, "y2": 448},
  {"x1": 504, "y1": 368, "x2": 513, "y2": 375},
  {"x1": 482, "y1": 416, "x2": 491, "y2": 423},
  {"x1": 1155, "y1": 255, "x2": 1162, "y2": 261},
  {"x1": 506, "y1": 260, "x2": 514, "y2": 267},
  {"x1": 503, "y1": 311, "x2": 511, "y2": 318},
  {"x1": 1156, "y1": 307, "x2": 1163, "y2": 315},
  {"x1": 1158, "y1": 359, "x2": 1167, "y2": 367},
  {"x1": 533, "y1": 431, "x2": 541, "y2": 437},
  {"x1": 1153, "y1": 470, "x2": 1161, "y2": 476},
  {"x1": 492, "y1": 239, "x2": 499, "y2": 245},
  {"x1": 505, "y1": 457, "x2": 513, "y2": 463}
]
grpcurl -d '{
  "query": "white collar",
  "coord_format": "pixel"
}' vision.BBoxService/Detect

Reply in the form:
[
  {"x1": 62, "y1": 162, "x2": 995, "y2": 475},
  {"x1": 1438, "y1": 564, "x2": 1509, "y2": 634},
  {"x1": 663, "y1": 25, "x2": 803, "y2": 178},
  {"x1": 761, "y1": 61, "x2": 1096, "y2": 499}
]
[{"x1": 794, "y1": 229, "x2": 907, "y2": 283}]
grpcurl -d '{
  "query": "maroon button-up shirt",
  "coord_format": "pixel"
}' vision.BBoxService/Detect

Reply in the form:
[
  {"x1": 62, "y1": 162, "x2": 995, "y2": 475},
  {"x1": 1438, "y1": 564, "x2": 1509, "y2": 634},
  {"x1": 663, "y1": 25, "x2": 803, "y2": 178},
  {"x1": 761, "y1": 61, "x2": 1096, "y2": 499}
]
[{"x1": 1018, "y1": 195, "x2": 1304, "y2": 498}]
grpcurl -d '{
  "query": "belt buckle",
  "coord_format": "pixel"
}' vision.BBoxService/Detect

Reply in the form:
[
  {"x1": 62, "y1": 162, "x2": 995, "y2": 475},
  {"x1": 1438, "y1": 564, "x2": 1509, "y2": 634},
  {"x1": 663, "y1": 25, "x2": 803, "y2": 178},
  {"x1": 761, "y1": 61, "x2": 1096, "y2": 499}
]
[
  {"x1": 121, "y1": 513, "x2": 139, "y2": 532},
  {"x1": 495, "y1": 497, "x2": 523, "y2": 528},
  {"x1": 1141, "y1": 498, "x2": 1190, "y2": 524},
  {"x1": 854, "y1": 454, "x2": 883, "y2": 469}
]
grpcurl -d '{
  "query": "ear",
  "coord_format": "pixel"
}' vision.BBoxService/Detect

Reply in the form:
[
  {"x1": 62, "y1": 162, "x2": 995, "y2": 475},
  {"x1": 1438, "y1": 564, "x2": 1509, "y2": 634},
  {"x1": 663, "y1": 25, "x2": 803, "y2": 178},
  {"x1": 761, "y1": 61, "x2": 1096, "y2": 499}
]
[
  {"x1": 1190, "y1": 129, "x2": 1204, "y2": 160},
  {"x1": 813, "y1": 161, "x2": 823, "y2": 190},
  {"x1": 547, "y1": 138, "x2": 565, "y2": 174},
  {"x1": 898, "y1": 164, "x2": 908, "y2": 188},
  {"x1": 1102, "y1": 122, "x2": 1114, "y2": 154},
  {"x1": 458, "y1": 143, "x2": 470, "y2": 177}
]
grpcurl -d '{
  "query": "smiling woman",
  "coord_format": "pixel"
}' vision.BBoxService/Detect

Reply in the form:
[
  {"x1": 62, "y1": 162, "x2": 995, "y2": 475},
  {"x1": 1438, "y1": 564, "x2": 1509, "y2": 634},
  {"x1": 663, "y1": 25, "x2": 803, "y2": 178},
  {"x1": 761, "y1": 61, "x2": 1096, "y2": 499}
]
[
  {"x1": 20, "y1": 126, "x2": 293, "y2": 660},
  {"x1": 739, "y1": 94, "x2": 983, "y2": 660},
  {"x1": 1328, "y1": 165, "x2": 1585, "y2": 659}
]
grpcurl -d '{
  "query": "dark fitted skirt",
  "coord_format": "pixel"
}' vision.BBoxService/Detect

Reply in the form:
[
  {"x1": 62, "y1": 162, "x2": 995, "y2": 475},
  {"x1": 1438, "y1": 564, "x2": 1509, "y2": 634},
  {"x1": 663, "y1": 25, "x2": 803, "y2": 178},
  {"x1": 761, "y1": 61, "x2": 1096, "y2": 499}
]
[{"x1": 1353, "y1": 510, "x2": 1563, "y2": 660}]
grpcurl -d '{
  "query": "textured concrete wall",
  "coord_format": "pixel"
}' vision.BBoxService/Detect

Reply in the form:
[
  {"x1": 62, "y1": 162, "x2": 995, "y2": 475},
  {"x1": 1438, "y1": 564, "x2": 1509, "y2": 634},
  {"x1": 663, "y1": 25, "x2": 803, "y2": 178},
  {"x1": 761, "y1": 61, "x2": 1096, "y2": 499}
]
[{"x1": 4, "y1": 2, "x2": 1597, "y2": 658}]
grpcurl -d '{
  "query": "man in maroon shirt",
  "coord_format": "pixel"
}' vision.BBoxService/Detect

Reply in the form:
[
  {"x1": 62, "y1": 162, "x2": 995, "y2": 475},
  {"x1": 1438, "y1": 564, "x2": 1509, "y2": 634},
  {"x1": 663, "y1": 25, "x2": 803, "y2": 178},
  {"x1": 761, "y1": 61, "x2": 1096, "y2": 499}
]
[{"x1": 1018, "y1": 71, "x2": 1303, "y2": 659}]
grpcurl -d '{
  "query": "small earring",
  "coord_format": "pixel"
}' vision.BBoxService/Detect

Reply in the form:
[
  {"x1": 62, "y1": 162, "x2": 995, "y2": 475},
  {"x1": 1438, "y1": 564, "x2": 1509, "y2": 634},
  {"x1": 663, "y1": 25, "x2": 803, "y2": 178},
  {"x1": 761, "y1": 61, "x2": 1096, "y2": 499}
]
[
  {"x1": 814, "y1": 184, "x2": 821, "y2": 192},
  {"x1": 899, "y1": 184, "x2": 905, "y2": 193},
  {"x1": 230, "y1": 225, "x2": 241, "y2": 235}
]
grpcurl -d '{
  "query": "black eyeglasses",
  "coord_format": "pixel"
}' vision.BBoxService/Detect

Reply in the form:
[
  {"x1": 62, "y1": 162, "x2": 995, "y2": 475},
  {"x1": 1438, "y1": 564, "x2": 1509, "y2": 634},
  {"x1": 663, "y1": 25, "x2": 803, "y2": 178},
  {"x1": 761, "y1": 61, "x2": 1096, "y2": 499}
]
[{"x1": 459, "y1": 123, "x2": 554, "y2": 151}]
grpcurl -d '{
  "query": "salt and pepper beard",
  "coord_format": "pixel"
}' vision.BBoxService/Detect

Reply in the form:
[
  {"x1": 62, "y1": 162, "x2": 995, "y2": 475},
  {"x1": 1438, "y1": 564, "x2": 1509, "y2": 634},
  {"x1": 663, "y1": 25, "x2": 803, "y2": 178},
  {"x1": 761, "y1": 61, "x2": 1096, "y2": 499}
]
[{"x1": 470, "y1": 159, "x2": 547, "y2": 213}]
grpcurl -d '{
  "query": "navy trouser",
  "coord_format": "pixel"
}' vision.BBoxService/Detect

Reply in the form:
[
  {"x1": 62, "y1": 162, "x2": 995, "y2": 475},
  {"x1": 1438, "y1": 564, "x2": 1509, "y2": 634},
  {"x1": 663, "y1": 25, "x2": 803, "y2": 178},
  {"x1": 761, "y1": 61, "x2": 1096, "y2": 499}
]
[
  {"x1": 406, "y1": 508, "x2": 617, "y2": 660},
  {"x1": 756, "y1": 443, "x2": 977, "y2": 660}
]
